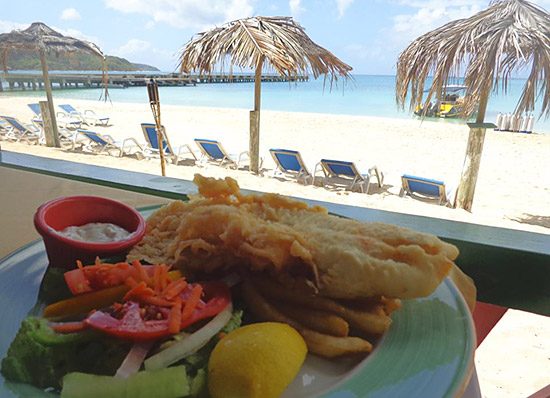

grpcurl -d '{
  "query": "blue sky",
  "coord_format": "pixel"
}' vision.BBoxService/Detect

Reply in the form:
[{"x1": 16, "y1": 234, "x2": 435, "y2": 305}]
[{"x1": 2, "y1": 0, "x2": 550, "y2": 74}]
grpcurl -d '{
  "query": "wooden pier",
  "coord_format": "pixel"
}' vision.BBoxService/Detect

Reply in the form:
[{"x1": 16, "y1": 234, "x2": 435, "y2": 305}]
[{"x1": 0, "y1": 72, "x2": 308, "y2": 92}]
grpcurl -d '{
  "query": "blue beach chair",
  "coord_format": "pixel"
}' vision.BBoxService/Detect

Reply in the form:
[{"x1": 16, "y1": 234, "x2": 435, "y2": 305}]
[
  {"x1": 269, "y1": 149, "x2": 313, "y2": 184},
  {"x1": 0, "y1": 116, "x2": 41, "y2": 144},
  {"x1": 399, "y1": 174, "x2": 454, "y2": 206},
  {"x1": 27, "y1": 103, "x2": 82, "y2": 129},
  {"x1": 76, "y1": 129, "x2": 144, "y2": 157},
  {"x1": 316, "y1": 159, "x2": 384, "y2": 193},
  {"x1": 194, "y1": 138, "x2": 249, "y2": 169},
  {"x1": 59, "y1": 104, "x2": 110, "y2": 126},
  {"x1": 140, "y1": 123, "x2": 196, "y2": 164}
]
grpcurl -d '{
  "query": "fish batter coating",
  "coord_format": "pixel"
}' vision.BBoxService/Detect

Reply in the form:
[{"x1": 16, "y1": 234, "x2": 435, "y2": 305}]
[{"x1": 128, "y1": 174, "x2": 457, "y2": 299}]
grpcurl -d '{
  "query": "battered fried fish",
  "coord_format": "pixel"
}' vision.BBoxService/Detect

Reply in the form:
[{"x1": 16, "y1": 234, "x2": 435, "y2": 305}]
[{"x1": 128, "y1": 174, "x2": 458, "y2": 299}]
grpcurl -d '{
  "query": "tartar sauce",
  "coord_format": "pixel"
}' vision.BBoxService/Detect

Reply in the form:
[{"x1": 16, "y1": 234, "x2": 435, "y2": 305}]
[{"x1": 58, "y1": 222, "x2": 131, "y2": 243}]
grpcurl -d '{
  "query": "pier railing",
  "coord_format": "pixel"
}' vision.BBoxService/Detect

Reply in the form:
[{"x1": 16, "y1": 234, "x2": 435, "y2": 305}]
[{"x1": 0, "y1": 72, "x2": 308, "y2": 91}]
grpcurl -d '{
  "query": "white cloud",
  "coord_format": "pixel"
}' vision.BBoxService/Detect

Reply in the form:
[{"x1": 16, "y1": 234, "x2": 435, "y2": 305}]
[
  {"x1": 103, "y1": 0, "x2": 255, "y2": 30},
  {"x1": 289, "y1": 0, "x2": 306, "y2": 18},
  {"x1": 60, "y1": 8, "x2": 82, "y2": 21},
  {"x1": 54, "y1": 27, "x2": 102, "y2": 46},
  {"x1": 0, "y1": 20, "x2": 29, "y2": 33},
  {"x1": 145, "y1": 21, "x2": 156, "y2": 29},
  {"x1": 336, "y1": 0, "x2": 354, "y2": 18},
  {"x1": 112, "y1": 39, "x2": 152, "y2": 57},
  {"x1": 110, "y1": 39, "x2": 175, "y2": 69}
]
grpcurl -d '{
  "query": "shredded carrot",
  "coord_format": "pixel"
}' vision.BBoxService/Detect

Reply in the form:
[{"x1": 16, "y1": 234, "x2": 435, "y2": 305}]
[
  {"x1": 218, "y1": 332, "x2": 227, "y2": 339},
  {"x1": 181, "y1": 285, "x2": 203, "y2": 321},
  {"x1": 125, "y1": 276, "x2": 139, "y2": 288},
  {"x1": 168, "y1": 298, "x2": 183, "y2": 334},
  {"x1": 132, "y1": 260, "x2": 152, "y2": 286},
  {"x1": 124, "y1": 281, "x2": 154, "y2": 302},
  {"x1": 153, "y1": 264, "x2": 161, "y2": 293},
  {"x1": 162, "y1": 277, "x2": 184, "y2": 297},
  {"x1": 163, "y1": 279, "x2": 187, "y2": 300},
  {"x1": 159, "y1": 265, "x2": 166, "y2": 291},
  {"x1": 140, "y1": 295, "x2": 177, "y2": 307},
  {"x1": 76, "y1": 260, "x2": 84, "y2": 270}
]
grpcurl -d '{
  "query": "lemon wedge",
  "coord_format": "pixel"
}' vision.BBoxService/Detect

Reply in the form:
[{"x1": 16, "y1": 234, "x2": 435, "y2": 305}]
[{"x1": 208, "y1": 322, "x2": 307, "y2": 398}]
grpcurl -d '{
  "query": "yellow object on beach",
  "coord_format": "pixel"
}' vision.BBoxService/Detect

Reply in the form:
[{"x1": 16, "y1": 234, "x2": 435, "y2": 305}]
[{"x1": 208, "y1": 322, "x2": 307, "y2": 398}]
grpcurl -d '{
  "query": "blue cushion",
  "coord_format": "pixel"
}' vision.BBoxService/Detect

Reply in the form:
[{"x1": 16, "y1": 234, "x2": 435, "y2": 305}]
[
  {"x1": 197, "y1": 140, "x2": 225, "y2": 160},
  {"x1": 321, "y1": 159, "x2": 356, "y2": 177},
  {"x1": 402, "y1": 174, "x2": 444, "y2": 197},
  {"x1": 142, "y1": 124, "x2": 171, "y2": 154},
  {"x1": 271, "y1": 150, "x2": 302, "y2": 172},
  {"x1": 78, "y1": 129, "x2": 108, "y2": 145}
]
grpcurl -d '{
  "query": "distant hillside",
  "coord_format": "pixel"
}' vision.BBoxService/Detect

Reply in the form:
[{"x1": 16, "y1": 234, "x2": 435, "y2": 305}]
[
  {"x1": 4, "y1": 50, "x2": 159, "y2": 72},
  {"x1": 132, "y1": 63, "x2": 160, "y2": 71}
]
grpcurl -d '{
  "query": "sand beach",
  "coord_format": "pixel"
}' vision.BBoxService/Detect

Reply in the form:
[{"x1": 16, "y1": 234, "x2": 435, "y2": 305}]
[
  {"x1": 1, "y1": 95, "x2": 550, "y2": 397},
  {"x1": 1, "y1": 95, "x2": 549, "y2": 235}
]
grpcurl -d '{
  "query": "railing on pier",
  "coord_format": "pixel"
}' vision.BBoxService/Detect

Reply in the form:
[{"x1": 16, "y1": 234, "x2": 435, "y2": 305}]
[{"x1": 0, "y1": 72, "x2": 309, "y2": 92}]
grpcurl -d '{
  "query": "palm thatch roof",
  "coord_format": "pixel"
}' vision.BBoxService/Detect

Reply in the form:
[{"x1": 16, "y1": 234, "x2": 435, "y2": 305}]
[
  {"x1": 177, "y1": 16, "x2": 352, "y2": 83},
  {"x1": 0, "y1": 22, "x2": 105, "y2": 72},
  {"x1": 396, "y1": 0, "x2": 550, "y2": 119}
]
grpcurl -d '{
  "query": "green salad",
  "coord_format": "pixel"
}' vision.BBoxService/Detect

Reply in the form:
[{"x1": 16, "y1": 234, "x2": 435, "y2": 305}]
[{"x1": 1, "y1": 260, "x2": 242, "y2": 398}]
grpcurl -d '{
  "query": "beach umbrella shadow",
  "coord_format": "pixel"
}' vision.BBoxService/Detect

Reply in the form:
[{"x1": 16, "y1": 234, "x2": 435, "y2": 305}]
[
  {"x1": 0, "y1": 22, "x2": 108, "y2": 147},
  {"x1": 395, "y1": 0, "x2": 550, "y2": 211},
  {"x1": 177, "y1": 16, "x2": 352, "y2": 174}
]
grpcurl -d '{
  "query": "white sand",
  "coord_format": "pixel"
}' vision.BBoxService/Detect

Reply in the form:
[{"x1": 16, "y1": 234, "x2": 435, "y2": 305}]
[
  {"x1": 1, "y1": 95, "x2": 549, "y2": 397},
  {"x1": 1, "y1": 96, "x2": 549, "y2": 235}
]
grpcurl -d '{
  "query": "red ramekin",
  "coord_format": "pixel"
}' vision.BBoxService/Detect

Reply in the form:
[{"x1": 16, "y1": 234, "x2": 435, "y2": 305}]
[{"x1": 33, "y1": 196, "x2": 146, "y2": 269}]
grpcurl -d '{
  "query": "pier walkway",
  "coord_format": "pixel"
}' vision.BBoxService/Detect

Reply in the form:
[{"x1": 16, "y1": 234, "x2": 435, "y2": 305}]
[{"x1": 0, "y1": 72, "x2": 308, "y2": 91}]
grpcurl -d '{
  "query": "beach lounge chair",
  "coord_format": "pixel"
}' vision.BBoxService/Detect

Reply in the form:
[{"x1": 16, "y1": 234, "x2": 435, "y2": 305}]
[
  {"x1": 0, "y1": 116, "x2": 42, "y2": 144},
  {"x1": 140, "y1": 123, "x2": 197, "y2": 164},
  {"x1": 269, "y1": 149, "x2": 313, "y2": 184},
  {"x1": 194, "y1": 138, "x2": 249, "y2": 169},
  {"x1": 76, "y1": 129, "x2": 144, "y2": 157},
  {"x1": 316, "y1": 159, "x2": 384, "y2": 193},
  {"x1": 27, "y1": 103, "x2": 82, "y2": 129},
  {"x1": 30, "y1": 119, "x2": 88, "y2": 149},
  {"x1": 59, "y1": 104, "x2": 110, "y2": 126},
  {"x1": 399, "y1": 174, "x2": 454, "y2": 206}
]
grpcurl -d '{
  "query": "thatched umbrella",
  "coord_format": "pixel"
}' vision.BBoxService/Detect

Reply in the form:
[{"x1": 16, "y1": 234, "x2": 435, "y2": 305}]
[
  {"x1": 178, "y1": 16, "x2": 352, "y2": 174},
  {"x1": 396, "y1": 0, "x2": 550, "y2": 211},
  {"x1": 0, "y1": 22, "x2": 107, "y2": 147}
]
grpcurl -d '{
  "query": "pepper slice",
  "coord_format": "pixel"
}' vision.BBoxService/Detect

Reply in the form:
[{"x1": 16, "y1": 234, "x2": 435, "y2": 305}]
[{"x1": 83, "y1": 281, "x2": 231, "y2": 340}]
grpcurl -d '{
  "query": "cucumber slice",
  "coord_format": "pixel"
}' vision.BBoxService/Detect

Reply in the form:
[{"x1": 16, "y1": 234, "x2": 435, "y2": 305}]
[
  {"x1": 61, "y1": 366, "x2": 189, "y2": 398},
  {"x1": 61, "y1": 373, "x2": 125, "y2": 398}
]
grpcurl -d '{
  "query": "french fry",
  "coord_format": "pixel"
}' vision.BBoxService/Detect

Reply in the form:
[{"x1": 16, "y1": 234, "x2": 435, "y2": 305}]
[
  {"x1": 273, "y1": 301, "x2": 349, "y2": 337},
  {"x1": 242, "y1": 279, "x2": 372, "y2": 358},
  {"x1": 253, "y1": 275, "x2": 392, "y2": 335}
]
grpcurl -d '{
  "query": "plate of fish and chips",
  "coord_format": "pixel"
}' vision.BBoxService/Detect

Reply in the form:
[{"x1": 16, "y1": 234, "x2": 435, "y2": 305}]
[{"x1": 0, "y1": 174, "x2": 476, "y2": 398}]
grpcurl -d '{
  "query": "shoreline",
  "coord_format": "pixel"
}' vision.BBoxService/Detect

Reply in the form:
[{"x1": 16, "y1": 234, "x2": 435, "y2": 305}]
[{"x1": 1, "y1": 95, "x2": 549, "y2": 236}]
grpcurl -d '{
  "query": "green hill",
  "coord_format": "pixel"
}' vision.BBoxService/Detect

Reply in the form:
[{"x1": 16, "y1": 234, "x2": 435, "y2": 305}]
[{"x1": 4, "y1": 50, "x2": 159, "y2": 71}]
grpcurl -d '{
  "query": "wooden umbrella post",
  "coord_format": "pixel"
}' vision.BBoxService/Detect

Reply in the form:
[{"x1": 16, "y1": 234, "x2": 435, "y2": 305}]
[
  {"x1": 454, "y1": 90, "x2": 495, "y2": 211},
  {"x1": 249, "y1": 55, "x2": 264, "y2": 174},
  {"x1": 147, "y1": 79, "x2": 166, "y2": 177},
  {"x1": 38, "y1": 48, "x2": 60, "y2": 148}
]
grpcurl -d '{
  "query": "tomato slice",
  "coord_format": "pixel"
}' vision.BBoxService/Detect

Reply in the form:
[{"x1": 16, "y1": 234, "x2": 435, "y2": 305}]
[
  {"x1": 83, "y1": 281, "x2": 231, "y2": 340},
  {"x1": 65, "y1": 263, "x2": 157, "y2": 295}
]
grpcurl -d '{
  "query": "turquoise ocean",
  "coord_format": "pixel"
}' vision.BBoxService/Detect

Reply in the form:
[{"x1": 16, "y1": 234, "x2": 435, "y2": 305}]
[{"x1": 2, "y1": 73, "x2": 549, "y2": 133}]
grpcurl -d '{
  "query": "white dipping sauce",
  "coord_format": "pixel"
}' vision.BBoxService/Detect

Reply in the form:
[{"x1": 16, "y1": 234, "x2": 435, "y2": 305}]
[{"x1": 58, "y1": 222, "x2": 131, "y2": 243}]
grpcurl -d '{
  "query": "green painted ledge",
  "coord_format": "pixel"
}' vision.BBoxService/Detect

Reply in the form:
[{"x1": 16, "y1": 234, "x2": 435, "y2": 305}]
[{"x1": 1, "y1": 150, "x2": 549, "y2": 315}]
